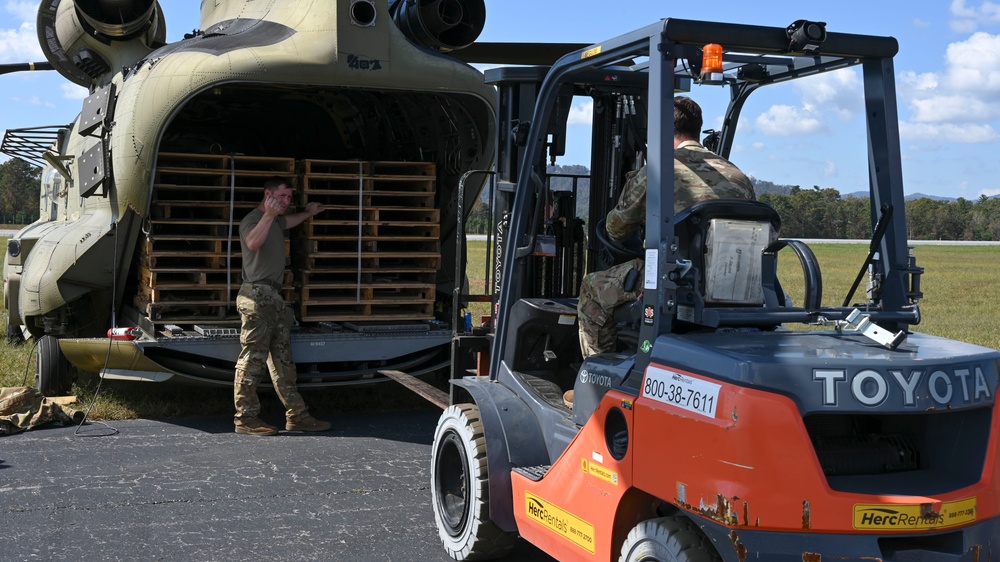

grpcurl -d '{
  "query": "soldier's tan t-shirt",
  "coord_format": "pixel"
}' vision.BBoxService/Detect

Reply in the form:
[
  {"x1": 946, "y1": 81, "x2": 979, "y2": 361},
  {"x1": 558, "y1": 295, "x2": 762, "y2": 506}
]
[{"x1": 239, "y1": 208, "x2": 288, "y2": 284}]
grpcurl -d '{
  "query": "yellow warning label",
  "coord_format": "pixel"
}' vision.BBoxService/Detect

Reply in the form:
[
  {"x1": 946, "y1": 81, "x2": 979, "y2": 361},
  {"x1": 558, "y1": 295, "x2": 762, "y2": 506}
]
[
  {"x1": 582, "y1": 46, "x2": 602, "y2": 59},
  {"x1": 854, "y1": 497, "x2": 976, "y2": 530},
  {"x1": 581, "y1": 459, "x2": 619, "y2": 486},
  {"x1": 525, "y1": 491, "x2": 596, "y2": 553}
]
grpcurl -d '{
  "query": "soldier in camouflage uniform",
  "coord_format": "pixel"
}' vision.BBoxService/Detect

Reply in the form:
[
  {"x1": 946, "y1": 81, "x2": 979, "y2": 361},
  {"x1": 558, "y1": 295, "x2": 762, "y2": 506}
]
[
  {"x1": 578, "y1": 97, "x2": 756, "y2": 357},
  {"x1": 234, "y1": 177, "x2": 332, "y2": 436}
]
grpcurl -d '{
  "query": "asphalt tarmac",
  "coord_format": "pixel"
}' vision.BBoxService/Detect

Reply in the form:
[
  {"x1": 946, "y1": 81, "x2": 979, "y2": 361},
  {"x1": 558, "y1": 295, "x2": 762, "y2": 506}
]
[{"x1": 1, "y1": 409, "x2": 554, "y2": 562}]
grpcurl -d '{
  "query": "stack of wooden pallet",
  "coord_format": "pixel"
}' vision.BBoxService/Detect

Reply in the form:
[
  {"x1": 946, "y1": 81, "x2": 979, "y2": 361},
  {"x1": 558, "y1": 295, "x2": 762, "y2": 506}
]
[
  {"x1": 134, "y1": 153, "x2": 441, "y2": 329},
  {"x1": 137, "y1": 153, "x2": 295, "y2": 325},
  {"x1": 296, "y1": 160, "x2": 440, "y2": 321}
]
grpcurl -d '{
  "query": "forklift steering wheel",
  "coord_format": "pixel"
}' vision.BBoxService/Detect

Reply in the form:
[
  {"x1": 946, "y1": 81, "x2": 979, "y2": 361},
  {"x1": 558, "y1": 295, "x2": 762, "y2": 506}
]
[{"x1": 595, "y1": 218, "x2": 644, "y2": 266}]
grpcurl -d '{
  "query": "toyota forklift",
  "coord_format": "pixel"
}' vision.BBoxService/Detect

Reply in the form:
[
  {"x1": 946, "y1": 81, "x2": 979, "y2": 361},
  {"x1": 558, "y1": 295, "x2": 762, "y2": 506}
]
[{"x1": 430, "y1": 17, "x2": 1000, "y2": 561}]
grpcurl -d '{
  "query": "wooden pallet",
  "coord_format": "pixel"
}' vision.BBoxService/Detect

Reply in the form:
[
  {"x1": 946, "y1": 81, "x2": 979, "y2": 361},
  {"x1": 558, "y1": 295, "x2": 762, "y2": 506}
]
[
  {"x1": 300, "y1": 267, "x2": 436, "y2": 284},
  {"x1": 150, "y1": 200, "x2": 258, "y2": 220},
  {"x1": 303, "y1": 251, "x2": 439, "y2": 270},
  {"x1": 157, "y1": 152, "x2": 296, "y2": 172},
  {"x1": 370, "y1": 161, "x2": 435, "y2": 177},
  {"x1": 297, "y1": 159, "x2": 368, "y2": 176},
  {"x1": 140, "y1": 236, "x2": 262, "y2": 254},
  {"x1": 140, "y1": 269, "x2": 292, "y2": 288},
  {"x1": 300, "y1": 282, "x2": 434, "y2": 301},
  {"x1": 296, "y1": 159, "x2": 440, "y2": 321},
  {"x1": 139, "y1": 154, "x2": 441, "y2": 326}
]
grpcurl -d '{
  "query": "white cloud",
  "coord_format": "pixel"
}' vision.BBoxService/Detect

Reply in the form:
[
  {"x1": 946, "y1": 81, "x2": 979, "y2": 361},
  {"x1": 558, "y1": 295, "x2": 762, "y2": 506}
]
[
  {"x1": 11, "y1": 94, "x2": 54, "y2": 108},
  {"x1": 746, "y1": 69, "x2": 859, "y2": 139},
  {"x1": 733, "y1": 141, "x2": 766, "y2": 154},
  {"x1": 567, "y1": 99, "x2": 593, "y2": 125},
  {"x1": 952, "y1": 19, "x2": 979, "y2": 33},
  {"x1": 823, "y1": 161, "x2": 837, "y2": 178},
  {"x1": 754, "y1": 105, "x2": 827, "y2": 136},
  {"x1": 61, "y1": 83, "x2": 87, "y2": 100},
  {"x1": 899, "y1": 32, "x2": 1000, "y2": 125},
  {"x1": 950, "y1": 0, "x2": 1000, "y2": 31},
  {"x1": 899, "y1": 121, "x2": 1000, "y2": 142},
  {"x1": 0, "y1": 22, "x2": 42, "y2": 62},
  {"x1": 909, "y1": 94, "x2": 998, "y2": 122},
  {"x1": 914, "y1": 18, "x2": 931, "y2": 28},
  {"x1": 0, "y1": 2, "x2": 41, "y2": 62},
  {"x1": 944, "y1": 32, "x2": 1000, "y2": 92},
  {"x1": 5, "y1": 1, "x2": 35, "y2": 22},
  {"x1": 899, "y1": 70, "x2": 939, "y2": 92},
  {"x1": 795, "y1": 68, "x2": 863, "y2": 122}
]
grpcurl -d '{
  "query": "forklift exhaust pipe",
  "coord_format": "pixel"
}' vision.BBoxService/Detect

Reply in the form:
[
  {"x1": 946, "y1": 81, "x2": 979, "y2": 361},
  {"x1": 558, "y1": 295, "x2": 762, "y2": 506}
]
[{"x1": 389, "y1": 0, "x2": 486, "y2": 52}]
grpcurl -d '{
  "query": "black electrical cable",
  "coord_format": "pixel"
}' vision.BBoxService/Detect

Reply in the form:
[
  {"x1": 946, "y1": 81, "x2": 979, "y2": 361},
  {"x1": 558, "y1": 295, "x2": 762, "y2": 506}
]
[
  {"x1": 73, "y1": 219, "x2": 120, "y2": 437},
  {"x1": 72, "y1": 333, "x2": 118, "y2": 437},
  {"x1": 19, "y1": 336, "x2": 41, "y2": 387}
]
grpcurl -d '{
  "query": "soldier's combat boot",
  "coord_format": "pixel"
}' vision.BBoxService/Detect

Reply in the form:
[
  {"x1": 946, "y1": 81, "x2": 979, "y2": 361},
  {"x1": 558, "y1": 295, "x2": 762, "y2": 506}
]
[
  {"x1": 285, "y1": 413, "x2": 331, "y2": 432},
  {"x1": 235, "y1": 418, "x2": 279, "y2": 436}
]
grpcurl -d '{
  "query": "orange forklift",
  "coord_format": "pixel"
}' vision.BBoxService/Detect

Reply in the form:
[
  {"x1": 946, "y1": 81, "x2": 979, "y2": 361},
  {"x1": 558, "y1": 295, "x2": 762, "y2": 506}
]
[{"x1": 431, "y1": 17, "x2": 1000, "y2": 561}]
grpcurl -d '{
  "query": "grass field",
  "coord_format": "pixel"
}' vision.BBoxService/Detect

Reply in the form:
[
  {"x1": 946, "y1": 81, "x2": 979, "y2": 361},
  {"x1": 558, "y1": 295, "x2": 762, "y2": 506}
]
[{"x1": 1, "y1": 241, "x2": 998, "y2": 421}]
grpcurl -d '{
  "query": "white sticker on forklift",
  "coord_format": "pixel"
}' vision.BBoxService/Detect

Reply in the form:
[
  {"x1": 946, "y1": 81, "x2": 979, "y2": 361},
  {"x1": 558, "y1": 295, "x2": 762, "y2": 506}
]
[
  {"x1": 644, "y1": 249, "x2": 658, "y2": 290},
  {"x1": 642, "y1": 366, "x2": 721, "y2": 419}
]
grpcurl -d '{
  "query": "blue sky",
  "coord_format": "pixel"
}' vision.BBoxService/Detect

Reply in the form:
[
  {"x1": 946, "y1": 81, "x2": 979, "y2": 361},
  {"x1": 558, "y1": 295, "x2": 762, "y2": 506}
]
[{"x1": 1, "y1": 1, "x2": 999, "y2": 200}]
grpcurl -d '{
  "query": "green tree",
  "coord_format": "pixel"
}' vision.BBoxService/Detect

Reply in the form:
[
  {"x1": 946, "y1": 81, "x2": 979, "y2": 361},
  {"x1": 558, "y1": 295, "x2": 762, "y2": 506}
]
[
  {"x1": 465, "y1": 197, "x2": 491, "y2": 234},
  {"x1": 969, "y1": 195, "x2": 1000, "y2": 241},
  {"x1": 0, "y1": 158, "x2": 41, "y2": 224},
  {"x1": 838, "y1": 196, "x2": 872, "y2": 239}
]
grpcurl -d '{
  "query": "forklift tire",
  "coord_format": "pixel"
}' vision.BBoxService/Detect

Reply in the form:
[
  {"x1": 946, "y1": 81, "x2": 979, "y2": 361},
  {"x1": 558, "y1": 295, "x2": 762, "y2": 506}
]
[
  {"x1": 619, "y1": 516, "x2": 721, "y2": 562},
  {"x1": 36, "y1": 335, "x2": 75, "y2": 397},
  {"x1": 431, "y1": 404, "x2": 516, "y2": 561}
]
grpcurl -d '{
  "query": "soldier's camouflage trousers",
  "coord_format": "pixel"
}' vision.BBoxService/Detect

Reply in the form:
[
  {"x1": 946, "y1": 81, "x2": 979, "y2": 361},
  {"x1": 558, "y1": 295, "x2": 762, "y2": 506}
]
[
  {"x1": 577, "y1": 257, "x2": 643, "y2": 357},
  {"x1": 234, "y1": 283, "x2": 308, "y2": 423}
]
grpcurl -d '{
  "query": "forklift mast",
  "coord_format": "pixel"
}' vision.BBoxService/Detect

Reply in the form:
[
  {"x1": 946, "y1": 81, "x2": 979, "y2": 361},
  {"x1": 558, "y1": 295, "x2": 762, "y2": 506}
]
[{"x1": 489, "y1": 19, "x2": 913, "y2": 377}]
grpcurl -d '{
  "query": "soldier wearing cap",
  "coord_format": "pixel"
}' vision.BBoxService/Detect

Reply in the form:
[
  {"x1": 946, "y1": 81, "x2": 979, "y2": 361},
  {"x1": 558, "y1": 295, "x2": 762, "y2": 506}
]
[
  {"x1": 234, "y1": 176, "x2": 331, "y2": 436},
  {"x1": 577, "y1": 97, "x2": 756, "y2": 357}
]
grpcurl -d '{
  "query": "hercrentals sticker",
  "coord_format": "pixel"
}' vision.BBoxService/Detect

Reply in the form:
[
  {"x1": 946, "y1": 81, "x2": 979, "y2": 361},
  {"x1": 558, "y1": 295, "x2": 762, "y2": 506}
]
[
  {"x1": 581, "y1": 458, "x2": 619, "y2": 486},
  {"x1": 853, "y1": 498, "x2": 976, "y2": 530},
  {"x1": 525, "y1": 492, "x2": 596, "y2": 553}
]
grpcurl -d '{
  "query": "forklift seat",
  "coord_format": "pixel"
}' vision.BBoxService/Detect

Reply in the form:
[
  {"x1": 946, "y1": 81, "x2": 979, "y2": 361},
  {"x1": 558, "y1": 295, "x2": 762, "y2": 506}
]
[
  {"x1": 614, "y1": 198, "x2": 784, "y2": 338},
  {"x1": 675, "y1": 198, "x2": 781, "y2": 306}
]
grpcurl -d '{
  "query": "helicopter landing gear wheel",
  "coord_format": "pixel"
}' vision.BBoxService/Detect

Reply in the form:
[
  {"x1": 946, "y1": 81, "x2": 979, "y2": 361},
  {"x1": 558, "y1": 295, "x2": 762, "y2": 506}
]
[
  {"x1": 431, "y1": 404, "x2": 516, "y2": 561},
  {"x1": 619, "y1": 516, "x2": 722, "y2": 562},
  {"x1": 36, "y1": 335, "x2": 75, "y2": 397}
]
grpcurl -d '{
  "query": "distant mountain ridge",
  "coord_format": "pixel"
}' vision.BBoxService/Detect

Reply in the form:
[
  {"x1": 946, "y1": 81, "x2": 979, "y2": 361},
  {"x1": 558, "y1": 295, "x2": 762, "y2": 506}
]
[
  {"x1": 543, "y1": 166, "x2": 992, "y2": 203},
  {"x1": 751, "y1": 178, "x2": 993, "y2": 202}
]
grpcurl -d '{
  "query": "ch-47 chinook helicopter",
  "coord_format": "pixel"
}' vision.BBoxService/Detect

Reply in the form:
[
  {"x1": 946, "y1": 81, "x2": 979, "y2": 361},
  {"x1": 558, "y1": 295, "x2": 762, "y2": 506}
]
[{"x1": 0, "y1": 0, "x2": 581, "y2": 395}]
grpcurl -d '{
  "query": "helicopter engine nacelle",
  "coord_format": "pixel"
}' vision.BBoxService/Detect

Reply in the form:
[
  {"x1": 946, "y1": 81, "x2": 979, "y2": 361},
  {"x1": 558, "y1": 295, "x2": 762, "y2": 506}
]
[
  {"x1": 38, "y1": 0, "x2": 166, "y2": 86},
  {"x1": 75, "y1": 0, "x2": 159, "y2": 39},
  {"x1": 388, "y1": 0, "x2": 485, "y2": 52}
]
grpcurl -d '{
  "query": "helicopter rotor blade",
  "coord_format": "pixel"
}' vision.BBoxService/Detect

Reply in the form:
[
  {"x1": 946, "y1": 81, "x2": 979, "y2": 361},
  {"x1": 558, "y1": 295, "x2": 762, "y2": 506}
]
[{"x1": 0, "y1": 62, "x2": 55, "y2": 76}]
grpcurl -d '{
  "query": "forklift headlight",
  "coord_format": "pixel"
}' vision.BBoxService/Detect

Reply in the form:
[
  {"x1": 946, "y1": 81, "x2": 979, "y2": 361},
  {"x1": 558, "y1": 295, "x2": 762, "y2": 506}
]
[{"x1": 787, "y1": 20, "x2": 827, "y2": 53}]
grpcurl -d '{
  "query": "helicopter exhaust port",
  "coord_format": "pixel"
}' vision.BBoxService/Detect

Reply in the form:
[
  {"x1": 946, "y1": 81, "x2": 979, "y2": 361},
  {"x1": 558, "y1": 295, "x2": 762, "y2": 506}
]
[
  {"x1": 76, "y1": 0, "x2": 158, "y2": 40},
  {"x1": 389, "y1": 0, "x2": 485, "y2": 52}
]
